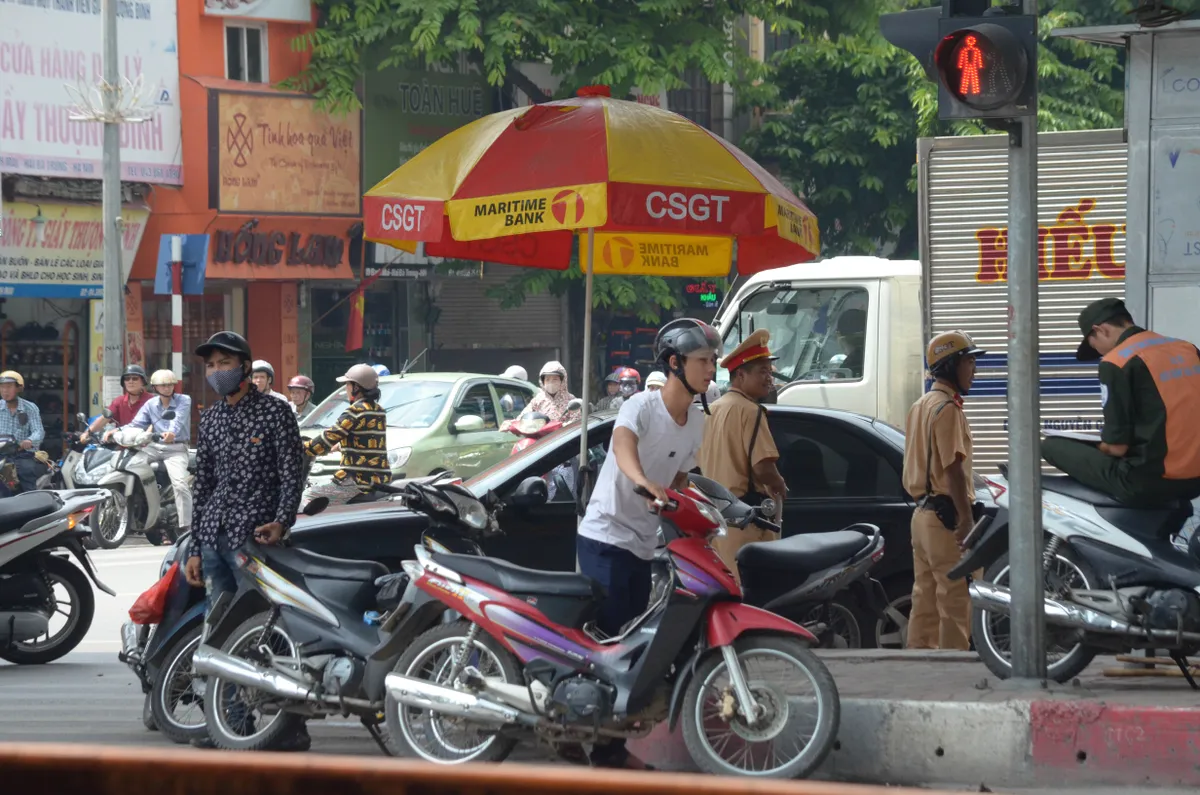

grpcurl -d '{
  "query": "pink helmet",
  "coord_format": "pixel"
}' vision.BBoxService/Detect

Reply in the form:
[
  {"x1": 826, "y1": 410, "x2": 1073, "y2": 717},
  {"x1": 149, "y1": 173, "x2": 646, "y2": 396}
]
[{"x1": 287, "y1": 375, "x2": 315, "y2": 392}]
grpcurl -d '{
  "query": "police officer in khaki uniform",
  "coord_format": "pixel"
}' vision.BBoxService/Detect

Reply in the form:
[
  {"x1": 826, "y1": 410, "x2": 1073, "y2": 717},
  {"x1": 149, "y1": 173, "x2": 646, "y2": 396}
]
[
  {"x1": 1043, "y1": 297, "x2": 1200, "y2": 505},
  {"x1": 698, "y1": 329, "x2": 788, "y2": 584},
  {"x1": 902, "y1": 330, "x2": 984, "y2": 650}
]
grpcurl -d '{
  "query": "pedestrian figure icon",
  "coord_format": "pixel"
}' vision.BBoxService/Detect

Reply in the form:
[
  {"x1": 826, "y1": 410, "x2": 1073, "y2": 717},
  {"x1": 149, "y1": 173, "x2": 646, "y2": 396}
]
[{"x1": 957, "y1": 35, "x2": 984, "y2": 96}]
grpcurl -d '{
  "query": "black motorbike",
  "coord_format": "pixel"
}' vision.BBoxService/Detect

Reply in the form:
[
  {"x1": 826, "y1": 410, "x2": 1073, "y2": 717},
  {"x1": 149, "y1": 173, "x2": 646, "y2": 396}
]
[
  {"x1": 188, "y1": 473, "x2": 513, "y2": 752},
  {"x1": 687, "y1": 474, "x2": 889, "y2": 648}
]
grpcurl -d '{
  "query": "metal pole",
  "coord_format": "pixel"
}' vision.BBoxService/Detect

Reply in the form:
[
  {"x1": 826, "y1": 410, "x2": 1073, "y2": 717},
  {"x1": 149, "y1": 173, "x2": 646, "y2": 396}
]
[
  {"x1": 1005, "y1": 0, "x2": 1045, "y2": 682},
  {"x1": 100, "y1": 0, "x2": 126, "y2": 406},
  {"x1": 171, "y1": 235, "x2": 184, "y2": 384},
  {"x1": 578, "y1": 228, "x2": 596, "y2": 471}
]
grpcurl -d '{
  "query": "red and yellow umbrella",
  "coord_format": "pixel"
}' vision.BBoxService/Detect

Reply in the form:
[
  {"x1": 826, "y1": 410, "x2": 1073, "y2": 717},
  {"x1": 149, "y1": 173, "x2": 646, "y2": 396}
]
[{"x1": 363, "y1": 86, "x2": 820, "y2": 459}]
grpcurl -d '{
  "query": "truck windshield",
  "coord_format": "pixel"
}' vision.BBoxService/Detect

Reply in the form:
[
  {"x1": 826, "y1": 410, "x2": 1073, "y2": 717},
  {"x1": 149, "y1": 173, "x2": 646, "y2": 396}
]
[{"x1": 718, "y1": 286, "x2": 870, "y2": 388}]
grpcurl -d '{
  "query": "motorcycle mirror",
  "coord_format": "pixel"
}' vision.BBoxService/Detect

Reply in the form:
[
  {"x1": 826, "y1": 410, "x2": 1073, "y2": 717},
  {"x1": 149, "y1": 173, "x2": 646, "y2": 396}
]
[
  {"x1": 566, "y1": 398, "x2": 583, "y2": 412},
  {"x1": 759, "y1": 498, "x2": 776, "y2": 518},
  {"x1": 161, "y1": 410, "x2": 176, "y2": 420},
  {"x1": 76, "y1": 412, "x2": 87, "y2": 428},
  {"x1": 103, "y1": 408, "x2": 115, "y2": 420},
  {"x1": 508, "y1": 476, "x2": 548, "y2": 508}
]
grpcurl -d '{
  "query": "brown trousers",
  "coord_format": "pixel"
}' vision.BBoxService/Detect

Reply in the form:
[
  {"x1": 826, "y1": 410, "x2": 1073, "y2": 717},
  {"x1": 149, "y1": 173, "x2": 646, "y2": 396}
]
[
  {"x1": 713, "y1": 523, "x2": 781, "y2": 587},
  {"x1": 907, "y1": 509, "x2": 971, "y2": 650}
]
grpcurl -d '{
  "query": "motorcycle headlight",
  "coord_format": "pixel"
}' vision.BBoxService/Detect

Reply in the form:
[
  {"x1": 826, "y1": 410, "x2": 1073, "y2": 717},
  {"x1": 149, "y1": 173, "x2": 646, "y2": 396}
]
[
  {"x1": 695, "y1": 501, "x2": 726, "y2": 535},
  {"x1": 388, "y1": 447, "x2": 412, "y2": 469},
  {"x1": 447, "y1": 491, "x2": 488, "y2": 531}
]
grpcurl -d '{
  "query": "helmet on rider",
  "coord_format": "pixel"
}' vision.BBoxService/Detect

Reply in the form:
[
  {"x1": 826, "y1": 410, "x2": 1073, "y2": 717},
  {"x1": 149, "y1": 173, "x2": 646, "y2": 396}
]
[
  {"x1": 539, "y1": 361, "x2": 567, "y2": 396},
  {"x1": 502, "y1": 365, "x2": 528, "y2": 382},
  {"x1": 336, "y1": 363, "x2": 380, "y2": 399},
  {"x1": 617, "y1": 366, "x2": 640, "y2": 397},
  {"x1": 653, "y1": 318, "x2": 722, "y2": 397},
  {"x1": 926, "y1": 330, "x2": 986, "y2": 395},
  {"x1": 0, "y1": 371, "x2": 24, "y2": 388},
  {"x1": 250, "y1": 360, "x2": 275, "y2": 394},
  {"x1": 287, "y1": 375, "x2": 315, "y2": 393},
  {"x1": 149, "y1": 369, "x2": 178, "y2": 396},
  {"x1": 122, "y1": 364, "x2": 148, "y2": 390},
  {"x1": 645, "y1": 371, "x2": 668, "y2": 391}
]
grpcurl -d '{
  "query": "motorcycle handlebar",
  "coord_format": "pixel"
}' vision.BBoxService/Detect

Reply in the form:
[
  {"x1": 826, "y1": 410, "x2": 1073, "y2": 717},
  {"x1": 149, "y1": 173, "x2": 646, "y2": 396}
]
[{"x1": 633, "y1": 484, "x2": 677, "y2": 513}]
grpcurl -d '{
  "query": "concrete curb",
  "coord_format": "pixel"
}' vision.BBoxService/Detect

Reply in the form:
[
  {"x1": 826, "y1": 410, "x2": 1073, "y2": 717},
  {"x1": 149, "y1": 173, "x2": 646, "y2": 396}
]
[{"x1": 628, "y1": 697, "x2": 1200, "y2": 788}]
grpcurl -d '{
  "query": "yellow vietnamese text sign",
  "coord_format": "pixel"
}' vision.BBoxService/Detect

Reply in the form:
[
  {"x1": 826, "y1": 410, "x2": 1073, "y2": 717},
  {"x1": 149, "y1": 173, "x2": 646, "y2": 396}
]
[
  {"x1": 767, "y1": 196, "x2": 820, "y2": 255},
  {"x1": 582, "y1": 232, "x2": 732, "y2": 277},
  {"x1": 447, "y1": 184, "x2": 608, "y2": 241}
]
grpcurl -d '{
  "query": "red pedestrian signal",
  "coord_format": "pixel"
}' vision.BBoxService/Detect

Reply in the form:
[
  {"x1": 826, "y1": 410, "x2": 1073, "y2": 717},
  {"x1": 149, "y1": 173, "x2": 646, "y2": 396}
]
[{"x1": 935, "y1": 22, "x2": 1032, "y2": 116}]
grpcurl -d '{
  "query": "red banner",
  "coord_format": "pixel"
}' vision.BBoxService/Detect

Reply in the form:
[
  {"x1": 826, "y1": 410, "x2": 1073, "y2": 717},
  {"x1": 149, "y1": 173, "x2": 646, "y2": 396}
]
[
  {"x1": 607, "y1": 183, "x2": 764, "y2": 235},
  {"x1": 363, "y1": 196, "x2": 444, "y2": 243}
]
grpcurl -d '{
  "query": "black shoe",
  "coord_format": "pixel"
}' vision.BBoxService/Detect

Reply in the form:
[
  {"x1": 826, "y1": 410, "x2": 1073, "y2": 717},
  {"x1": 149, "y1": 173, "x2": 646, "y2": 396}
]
[
  {"x1": 272, "y1": 726, "x2": 311, "y2": 753},
  {"x1": 190, "y1": 736, "x2": 217, "y2": 749}
]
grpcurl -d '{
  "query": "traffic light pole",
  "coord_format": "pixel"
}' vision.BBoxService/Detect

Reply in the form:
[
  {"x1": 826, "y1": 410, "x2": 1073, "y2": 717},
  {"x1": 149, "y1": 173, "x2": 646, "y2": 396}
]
[{"x1": 1004, "y1": 0, "x2": 1046, "y2": 683}]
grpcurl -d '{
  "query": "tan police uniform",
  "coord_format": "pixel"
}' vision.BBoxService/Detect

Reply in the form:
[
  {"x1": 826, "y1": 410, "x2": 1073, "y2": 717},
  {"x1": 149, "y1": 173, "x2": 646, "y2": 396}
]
[
  {"x1": 902, "y1": 379, "x2": 974, "y2": 650},
  {"x1": 698, "y1": 329, "x2": 782, "y2": 585}
]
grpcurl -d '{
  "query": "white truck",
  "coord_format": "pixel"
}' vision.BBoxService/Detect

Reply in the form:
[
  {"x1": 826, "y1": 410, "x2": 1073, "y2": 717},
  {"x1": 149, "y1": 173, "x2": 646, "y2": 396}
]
[{"x1": 713, "y1": 128, "x2": 1128, "y2": 470}]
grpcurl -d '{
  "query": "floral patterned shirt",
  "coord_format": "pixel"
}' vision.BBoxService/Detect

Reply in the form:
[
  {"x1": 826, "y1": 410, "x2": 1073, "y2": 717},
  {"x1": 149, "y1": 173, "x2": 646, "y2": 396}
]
[{"x1": 189, "y1": 387, "x2": 305, "y2": 556}]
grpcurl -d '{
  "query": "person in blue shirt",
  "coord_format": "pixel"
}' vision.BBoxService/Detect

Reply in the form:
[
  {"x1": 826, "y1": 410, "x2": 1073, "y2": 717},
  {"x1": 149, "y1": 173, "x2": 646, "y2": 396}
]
[
  {"x1": 0, "y1": 370, "x2": 47, "y2": 493},
  {"x1": 108, "y1": 369, "x2": 193, "y2": 536}
]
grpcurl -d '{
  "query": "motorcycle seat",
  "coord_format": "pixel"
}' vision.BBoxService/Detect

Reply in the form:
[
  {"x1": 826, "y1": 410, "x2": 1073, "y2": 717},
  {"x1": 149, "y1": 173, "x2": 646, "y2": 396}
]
[
  {"x1": 1041, "y1": 474, "x2": 1125, "y2": 507},
  {"x1": 433, "y1": 552, "x2": 603, "y2": 599},
  {"x1": 737, "y1": 530, "x2": 870, "y2": 576},
  {"x1": 260, "y1": 545, "x2": 388, "y2": 583},
  {"x1": 0, "y1": 492, "x2": 61, "y2": 533}
]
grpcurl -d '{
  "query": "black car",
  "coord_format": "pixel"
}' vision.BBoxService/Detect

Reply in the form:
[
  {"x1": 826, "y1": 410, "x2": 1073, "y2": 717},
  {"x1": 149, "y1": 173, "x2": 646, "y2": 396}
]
[{"x1": 290, "y1": 406, "x2": 917, "y2": 647}]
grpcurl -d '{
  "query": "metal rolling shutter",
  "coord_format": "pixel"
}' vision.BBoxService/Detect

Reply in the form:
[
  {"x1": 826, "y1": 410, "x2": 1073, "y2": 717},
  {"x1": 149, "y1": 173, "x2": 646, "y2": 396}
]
[
  {"x1": 434, "y1": 264, "x2": 562, "y2": 349},
  {"x1": 920, "y1": 130, "x2": 1127, "y2": 471}
]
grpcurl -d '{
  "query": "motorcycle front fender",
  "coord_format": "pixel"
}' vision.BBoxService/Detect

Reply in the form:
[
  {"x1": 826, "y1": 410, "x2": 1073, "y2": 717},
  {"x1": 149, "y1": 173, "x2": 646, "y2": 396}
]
[
  {"x1": 705, "y1": 601, "x2": 819, "y2": 648},
  {"x1": 97, "y1": 470, "x2": 137, "y2": 495}
]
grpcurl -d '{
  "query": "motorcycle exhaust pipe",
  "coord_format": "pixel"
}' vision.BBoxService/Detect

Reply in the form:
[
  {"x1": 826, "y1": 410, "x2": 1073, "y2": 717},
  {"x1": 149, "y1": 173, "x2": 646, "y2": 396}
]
[
  {"x1": 384, "y1": 672, "x2": 525, "y2": 726},
  {"x1": 192, "y1": 645, "x2": 316, "y2": 702},
  {"x1": 970, "y1": 582, "x2": 1200, "y2": 643}
]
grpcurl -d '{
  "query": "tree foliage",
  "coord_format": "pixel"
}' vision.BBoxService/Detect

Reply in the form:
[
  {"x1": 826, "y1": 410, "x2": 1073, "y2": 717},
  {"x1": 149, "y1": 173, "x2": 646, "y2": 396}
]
[{"x1": 742, "y1": 0, "x2": 1133, "y2": 258}]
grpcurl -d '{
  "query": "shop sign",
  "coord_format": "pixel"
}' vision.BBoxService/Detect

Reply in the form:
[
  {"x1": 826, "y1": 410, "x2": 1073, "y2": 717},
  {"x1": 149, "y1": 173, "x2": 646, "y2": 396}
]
[
  {"x1": 203, "y1": 0, "x2": 312, "y2": 23},
  {"x1": 211, "y1": 229, "x2": 346, "y2": 268},
  {"x1": 683, "y1": 280, "x2": 723, "y2": 310},
  {"x1": 0, "y1": 0, "x2": 182, "y2": 184},
  {"x1": 0, "y1": 201, "x2": 148, "y2": 297},
  {"x1": 973, "y1": 199, "x2": 1125, "y2": 283},
  {"x1": 209, "y1": 90, "x2": 361, "y2": 216},
  {"x1": 582, "y1": 232, "x2": 733, "y2": 277}
]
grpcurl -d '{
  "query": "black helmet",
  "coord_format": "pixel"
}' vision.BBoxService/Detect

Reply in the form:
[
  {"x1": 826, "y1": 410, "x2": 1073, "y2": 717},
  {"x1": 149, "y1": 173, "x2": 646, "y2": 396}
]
[
  {"x1": 122, "y1": 364, "x2": 147, "y2": 383},
  {"x1": 604, "y1": 371, "x2": 621, "y2": 384},
  {"x1": 196, "y1": 330, "x2": 252, "y2": 361},
  {"x1": 654, "y1": 318, "x2": 722, "y2": 365}
]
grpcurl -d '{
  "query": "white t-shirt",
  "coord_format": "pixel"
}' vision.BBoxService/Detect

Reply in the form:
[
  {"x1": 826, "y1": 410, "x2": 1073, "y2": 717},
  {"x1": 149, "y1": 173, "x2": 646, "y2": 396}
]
[{"x1": 577, "y1": 390, "x2": 705, "y2": 560}]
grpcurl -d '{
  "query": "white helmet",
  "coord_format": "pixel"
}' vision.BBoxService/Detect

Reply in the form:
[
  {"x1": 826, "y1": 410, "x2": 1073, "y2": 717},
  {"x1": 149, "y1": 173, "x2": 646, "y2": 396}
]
[
  {"x1": 502, "y1": 365, "x2": 528, "y2": 382},
  {"x1": 538, "y1": 361, "x2": 567, "y2": 382},
  {"x1": 251, "y1": 360, "x2": 275, "y2": 381},
  {"x1": 150, "y1": 369, "x2": 179, "y2": 387},
  {"x1": 645, "y1": 371, "x2": 668, "y2": 389}
]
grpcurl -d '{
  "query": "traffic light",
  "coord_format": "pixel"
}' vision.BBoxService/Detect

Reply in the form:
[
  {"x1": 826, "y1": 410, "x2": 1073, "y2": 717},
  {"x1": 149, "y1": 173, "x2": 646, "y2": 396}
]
[{"x1": 880, "y1": 2, "x2": 1038, "y2": 123}]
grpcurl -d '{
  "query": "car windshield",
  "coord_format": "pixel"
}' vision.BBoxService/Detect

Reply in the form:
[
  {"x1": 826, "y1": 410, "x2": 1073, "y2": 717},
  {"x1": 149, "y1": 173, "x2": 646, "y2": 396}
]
[{"x1": 301, "y1": 380, "x2": 452, "y2": 430}]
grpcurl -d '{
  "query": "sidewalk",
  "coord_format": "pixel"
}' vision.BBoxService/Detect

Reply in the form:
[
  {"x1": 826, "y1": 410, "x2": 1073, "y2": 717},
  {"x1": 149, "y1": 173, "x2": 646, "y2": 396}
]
[{"x1": 628, "y1": 650, "x2": 1200, "y2": 789}]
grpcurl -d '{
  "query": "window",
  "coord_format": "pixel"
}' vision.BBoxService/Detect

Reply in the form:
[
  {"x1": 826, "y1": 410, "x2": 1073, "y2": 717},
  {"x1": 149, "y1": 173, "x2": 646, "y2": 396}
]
[
  {"x1": 771, "y1": 419, "x2": 902, "y2": 500},
  {"x1": 225, "y1": 23, "x2": 267, "y2": 83},
  {"x1": 718, "y1": 286, "x2": 869, "y2": 390},
  {"x1": 454, "y1": 384, "x2": 498, "y2": 429},
  {"x1": 495, "y1": 383, "x2": 535, "y2": 422}
]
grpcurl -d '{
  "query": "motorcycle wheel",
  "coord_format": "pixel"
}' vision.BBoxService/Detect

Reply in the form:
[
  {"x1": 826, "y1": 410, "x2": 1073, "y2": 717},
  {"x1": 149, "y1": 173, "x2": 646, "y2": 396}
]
[
  {"x1": 801, "y1": 601, "x2": 862, "y2": 649},
  {"x1": 972, "y1": 549, "x2": 1098, "y2": 683},
  {"x1": 681, "y1": 635, "x2": 839, "y2": 779},
  {"x1": 0, "y1": 556, "x2": 96, "y2": 664},
  {"x1": 202, "y1": 612, "x2": 304, "y2": 751},
  {"x1": 386, "y1": 621, "x2": 520, "y2": 765},
  {"x1": 151, "y1": 626, "x2": 208, "y2": 744},
  {"x1": 143, "y1": 692, "x2": 158, "y2": 732},
  {"x1": 92, "y1": 488, "x2": 129, "y2": 550}
]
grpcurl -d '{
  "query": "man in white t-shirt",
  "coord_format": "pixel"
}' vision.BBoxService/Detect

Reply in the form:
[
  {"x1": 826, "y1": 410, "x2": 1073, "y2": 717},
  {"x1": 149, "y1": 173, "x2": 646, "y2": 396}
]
[{"x1": 576, "y1": 317, "x2": 721, "y2": 769}]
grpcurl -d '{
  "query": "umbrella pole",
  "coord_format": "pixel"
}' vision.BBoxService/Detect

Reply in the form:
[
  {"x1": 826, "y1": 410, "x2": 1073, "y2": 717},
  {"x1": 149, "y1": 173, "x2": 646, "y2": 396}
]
[{"x1": 579, "y1": 227, "x2": 596, "y2": 473}]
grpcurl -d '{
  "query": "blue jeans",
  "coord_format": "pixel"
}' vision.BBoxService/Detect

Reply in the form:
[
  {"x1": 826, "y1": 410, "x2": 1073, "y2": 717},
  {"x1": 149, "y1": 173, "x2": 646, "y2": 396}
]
[
  {"x1": 200, "y1": 544, "x2": 242, "y2": 616},
  {"x1": 576, "y1": 536, "x2": 652, "y2": 637}
]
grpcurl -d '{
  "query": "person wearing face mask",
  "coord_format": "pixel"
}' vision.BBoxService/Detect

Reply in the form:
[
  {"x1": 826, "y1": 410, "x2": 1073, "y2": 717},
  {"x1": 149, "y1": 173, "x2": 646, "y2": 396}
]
[
  {"x1": 301, "y1": 364, "x2": 389, "y2": 508},
  {"x1": 250, "y1": 360, "x2": 290, "y2": 404},
  {"x1": 0, "y1": 371, "x2": 47, "y2": 493},
  {"x1": 611, "y1": 367, "x2": 641, "y2": 409},
  {"x1": 520, "y1": 361, "x2": 581, "y2": 423}
]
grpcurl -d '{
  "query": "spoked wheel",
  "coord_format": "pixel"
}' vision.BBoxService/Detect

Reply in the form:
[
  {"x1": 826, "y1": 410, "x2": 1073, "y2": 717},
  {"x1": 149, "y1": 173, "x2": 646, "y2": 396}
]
[
  {"x1": 151, "y1": 627, "x2": 208, "y2": 744},
  {"x1": 92, "y1": 489, "x2": 129, "y2": 550},
  {"x1": 202, "y1": 613, "x2": 304, "y2": 751},
  {"x1": 973, "y1": 549, "x2": 1098, "y2": 683},
  {"x1": 386, "y1": 622, "x2": 520, "y2": 765},
  {"x1": 0, "y1": 556, "x2": 96, "y2": 665},
  {"x1": 874, "y1": 586, "x2": 912, "y2": 650},
  {"x1": 682, "y1": 636, "x2": 839, "y2": 779},
  {"x1": 802, "y1": 602, "x2": 862, "y2": 649}
]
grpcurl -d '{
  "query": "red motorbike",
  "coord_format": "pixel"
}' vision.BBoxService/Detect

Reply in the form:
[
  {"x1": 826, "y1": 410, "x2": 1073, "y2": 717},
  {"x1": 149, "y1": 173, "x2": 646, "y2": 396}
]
[
  {"x1": 504, "y1": 412, "x2": 563, "y2": 455},
  {"x1": 383, "y1": 479, "x2": 841, "y2": 778}
]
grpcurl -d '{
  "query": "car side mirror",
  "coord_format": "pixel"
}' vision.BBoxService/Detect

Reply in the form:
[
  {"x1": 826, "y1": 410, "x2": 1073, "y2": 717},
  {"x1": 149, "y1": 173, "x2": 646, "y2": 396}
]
[
  {"x1": 451, "y1": 415, "x2": 485, "y2": 434},
  {"x1": 508, "y1": 476, "x2": 548, "y2": 508},
  {"x1": 16, "y1": 412, "x2": 28, "y2": 425},
  {"x1": 161, "y1": 410, "x2": 176, "y2": 420},
  {"x1": 566, "y1": 398, "x2": 582, "y2": 412}
]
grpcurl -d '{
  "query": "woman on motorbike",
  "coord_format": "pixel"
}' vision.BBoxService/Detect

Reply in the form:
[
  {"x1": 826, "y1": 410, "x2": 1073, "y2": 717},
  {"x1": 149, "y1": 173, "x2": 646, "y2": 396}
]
[
  {"x1": 301, "y1": 364, "x2": 390, "y2": 508},
  {"x1": 519, "y1": 361, "x2": 581, "y2": 423}
]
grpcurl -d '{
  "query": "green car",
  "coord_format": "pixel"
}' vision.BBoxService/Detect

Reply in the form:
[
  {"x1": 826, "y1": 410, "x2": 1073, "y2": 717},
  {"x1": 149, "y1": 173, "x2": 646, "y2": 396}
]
[{"x1": 300, "y1": 372, "x2": 537, "y2": 483}]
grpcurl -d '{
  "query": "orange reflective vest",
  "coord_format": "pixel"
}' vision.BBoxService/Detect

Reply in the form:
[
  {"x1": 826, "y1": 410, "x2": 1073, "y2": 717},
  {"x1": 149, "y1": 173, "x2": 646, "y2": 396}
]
[{"x1": 1102, "y1": 330, "x2": 1200, "y2": 480}]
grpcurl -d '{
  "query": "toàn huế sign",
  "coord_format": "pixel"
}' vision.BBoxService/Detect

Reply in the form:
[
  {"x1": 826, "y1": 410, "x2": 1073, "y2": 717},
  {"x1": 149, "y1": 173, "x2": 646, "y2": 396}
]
[
  {"x1": 582, "y1": 232, "x2": 733, "y2": 277},
  {"x1": 209, "y1": 90, "x2": 362, "y2": 216},
  {"x1": 974, "y1": 198, "x2": 1126, "y2": 282}
]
